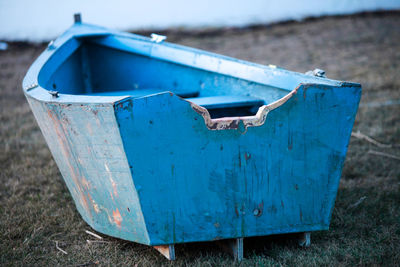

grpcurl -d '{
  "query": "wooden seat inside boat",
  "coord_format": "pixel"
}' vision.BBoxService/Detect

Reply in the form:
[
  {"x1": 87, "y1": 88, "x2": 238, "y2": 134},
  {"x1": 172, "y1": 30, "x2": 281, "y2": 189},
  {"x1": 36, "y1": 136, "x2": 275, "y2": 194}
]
[
  {"x1": 187, "y1": 95, "x2": 264, "y2": 110},
  {"x1": 87, "y1": 88, "x2": 199, "y2": 98},
  {"x1": 188, "y1": 95, "x2": 265, "y2": 118}
]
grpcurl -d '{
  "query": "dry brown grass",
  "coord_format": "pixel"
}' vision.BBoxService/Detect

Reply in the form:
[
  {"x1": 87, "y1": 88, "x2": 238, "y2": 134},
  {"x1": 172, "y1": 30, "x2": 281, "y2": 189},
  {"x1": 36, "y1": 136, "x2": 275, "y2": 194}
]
[{"x1": 1, "y1": 12, "x2": 399, "y2": 266}]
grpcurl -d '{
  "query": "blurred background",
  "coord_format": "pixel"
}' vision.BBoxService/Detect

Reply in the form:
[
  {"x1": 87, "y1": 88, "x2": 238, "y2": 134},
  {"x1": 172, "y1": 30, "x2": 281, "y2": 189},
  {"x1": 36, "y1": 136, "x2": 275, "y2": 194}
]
[{"x1": 1, "y1": 0, "x2": 400, "y2": 41}]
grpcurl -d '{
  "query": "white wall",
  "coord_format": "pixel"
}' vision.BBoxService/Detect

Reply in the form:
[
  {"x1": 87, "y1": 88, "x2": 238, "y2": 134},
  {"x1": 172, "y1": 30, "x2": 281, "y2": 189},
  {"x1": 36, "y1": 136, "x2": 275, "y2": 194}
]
[{"x1": 1, "y1": 0, "x2": 399, "y2": 41}]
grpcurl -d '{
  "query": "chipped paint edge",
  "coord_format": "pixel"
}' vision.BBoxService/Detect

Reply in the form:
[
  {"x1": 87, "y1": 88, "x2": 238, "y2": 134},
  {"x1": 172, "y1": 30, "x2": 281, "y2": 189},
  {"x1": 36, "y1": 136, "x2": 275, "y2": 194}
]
[{"x1": 189, "y1": 85, "x2": 299, "y2": 131}]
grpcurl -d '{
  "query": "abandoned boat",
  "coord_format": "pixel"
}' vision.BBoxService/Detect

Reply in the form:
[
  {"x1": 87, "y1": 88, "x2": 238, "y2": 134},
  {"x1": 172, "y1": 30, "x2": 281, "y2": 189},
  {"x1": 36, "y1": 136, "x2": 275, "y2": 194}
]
[{"x1": 23, "y1": 15, "x2": 361, "y2": 261}]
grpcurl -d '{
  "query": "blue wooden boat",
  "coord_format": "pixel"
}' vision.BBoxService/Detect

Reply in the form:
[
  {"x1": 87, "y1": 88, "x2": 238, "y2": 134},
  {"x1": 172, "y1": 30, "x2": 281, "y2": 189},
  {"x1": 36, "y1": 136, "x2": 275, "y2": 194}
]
[{"x1": 23, "y1": 15, "x2": 361, "y2": 260}]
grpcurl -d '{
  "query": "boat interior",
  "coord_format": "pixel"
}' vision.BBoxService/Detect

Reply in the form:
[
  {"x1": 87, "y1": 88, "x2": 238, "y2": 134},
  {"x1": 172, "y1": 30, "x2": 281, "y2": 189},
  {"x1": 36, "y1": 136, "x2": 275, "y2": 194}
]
[{"x1": 39, "y1": 35, "x2": 295, "y2": 118}]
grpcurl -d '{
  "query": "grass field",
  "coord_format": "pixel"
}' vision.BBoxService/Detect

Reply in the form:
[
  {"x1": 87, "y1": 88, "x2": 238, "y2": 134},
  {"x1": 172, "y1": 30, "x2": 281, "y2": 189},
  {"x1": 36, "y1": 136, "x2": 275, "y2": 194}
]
[{"x1": 1, "y1": 12, "x2": 399, "y2": 266}]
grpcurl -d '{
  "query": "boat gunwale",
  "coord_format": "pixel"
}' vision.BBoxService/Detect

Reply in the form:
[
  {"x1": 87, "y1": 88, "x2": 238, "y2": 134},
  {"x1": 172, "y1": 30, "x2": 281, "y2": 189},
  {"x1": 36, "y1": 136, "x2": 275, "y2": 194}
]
[{"x1": 23, "y1": 22, "x2": 360, "y2": 106}]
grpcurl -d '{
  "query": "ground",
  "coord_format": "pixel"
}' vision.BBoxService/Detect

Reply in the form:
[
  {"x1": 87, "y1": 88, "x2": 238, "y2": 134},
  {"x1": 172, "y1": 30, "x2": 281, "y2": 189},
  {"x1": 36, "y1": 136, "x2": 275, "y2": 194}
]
[{"x1": 1, "y1": 12, "x2": 399, "y2": 266}]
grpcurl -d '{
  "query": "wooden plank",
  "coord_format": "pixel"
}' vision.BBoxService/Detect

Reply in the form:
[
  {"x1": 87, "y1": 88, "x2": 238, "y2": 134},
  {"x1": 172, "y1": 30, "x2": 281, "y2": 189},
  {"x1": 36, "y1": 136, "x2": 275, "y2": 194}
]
[
  {"x1": 217, "y1": 238, "x2": 244, "y2": 261},
  {"x1": 298, "y1": 232, "x2": 311, "y2": 247},
  {"x1": 80, "y1": 45, "x2": 93, "y2": 94},
  {"x1": 153, "y1": 245, "x2": 175, "y2": 260},
  {"x1": 86, "y1": 88, "x2": 199, "y2": 98}
]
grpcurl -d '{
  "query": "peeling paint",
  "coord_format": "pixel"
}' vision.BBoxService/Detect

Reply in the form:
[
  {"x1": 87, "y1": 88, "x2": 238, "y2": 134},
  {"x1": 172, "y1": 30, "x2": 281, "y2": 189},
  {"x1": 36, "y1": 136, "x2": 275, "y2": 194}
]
[
  {"x1": 113, "y1": 208, "x2": 123, "y2": 227},
  {"x1": 81, "y1": 176, "x2": 90, "y2": 190},
  {"x1": 190, "y1": 86, "x2": 299, "y2": 131},
  {"x1": 87, "y1": 192, "x2": 100, "y2": 213},
  {"x1": 110, "y1": 177, "x2": 118, "y2": 197},
  {"x1": 93, "y1": 203, "x2": 100, "y2": 213},
  {"x1": 47, "y1": 109, "x2": 92, "y2": 218}
]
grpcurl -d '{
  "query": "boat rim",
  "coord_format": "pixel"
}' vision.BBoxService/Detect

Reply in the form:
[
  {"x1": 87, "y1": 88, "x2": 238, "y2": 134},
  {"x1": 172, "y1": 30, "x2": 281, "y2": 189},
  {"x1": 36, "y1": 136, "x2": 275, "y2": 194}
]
[{"x1": 22, "y1": 21, "x2": 360, "y2": 105}]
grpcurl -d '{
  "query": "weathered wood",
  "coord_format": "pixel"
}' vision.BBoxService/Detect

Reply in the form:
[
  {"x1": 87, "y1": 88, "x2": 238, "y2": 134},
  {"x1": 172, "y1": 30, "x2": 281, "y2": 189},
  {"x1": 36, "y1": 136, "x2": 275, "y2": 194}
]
[
  {"x1": 154, "y1": 245, "x2": 175, "y2": 260},
  {"x1": 217, "y1": 238, "x2": 244, "y2": 261},
  {"x1": 298, "y1": 232, "x2": 311, "y2": 247},
  {"x1": 87, "y1": 88, "x2": 199, "y2": 98}
]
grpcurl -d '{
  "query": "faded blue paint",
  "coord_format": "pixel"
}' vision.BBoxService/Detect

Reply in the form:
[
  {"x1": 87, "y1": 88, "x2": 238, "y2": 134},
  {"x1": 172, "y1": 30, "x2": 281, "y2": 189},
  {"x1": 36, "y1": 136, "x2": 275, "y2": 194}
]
[
  {"x1": 23, "y1": 21, "x2": 361, "y2": 246},
  {"x1": 114, "y1": 83, "x2": 360, "y2": 245},
  {"x1": 26, "y1": 97, "x2": 150, "y2": 244}
]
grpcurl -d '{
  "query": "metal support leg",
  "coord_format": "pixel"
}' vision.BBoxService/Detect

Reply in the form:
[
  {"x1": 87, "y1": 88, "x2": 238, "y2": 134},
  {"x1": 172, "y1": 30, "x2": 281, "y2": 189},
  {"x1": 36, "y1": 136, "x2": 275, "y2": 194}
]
[
  {"x1": 153, "y1": 244, "x2": 175, "y2": 260},
  {"x1": 298, "y1": 232, "x2": 311, "y2": 247},
  {"x1": 217, "y1": 238, "x2": 244, "y2": 261}
]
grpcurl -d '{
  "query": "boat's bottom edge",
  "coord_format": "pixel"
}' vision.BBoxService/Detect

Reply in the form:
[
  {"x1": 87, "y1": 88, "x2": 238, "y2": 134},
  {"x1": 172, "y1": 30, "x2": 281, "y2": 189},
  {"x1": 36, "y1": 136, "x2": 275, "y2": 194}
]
[
  {"x1": 152, "y1": 230, "x2": 317, "y2": 261},
  {"x1": 85, "y1": 219, "x2": 329, "y2": 245},
  {"x1": 86, "y1": 221, "x2": 327, "y2": 261}
]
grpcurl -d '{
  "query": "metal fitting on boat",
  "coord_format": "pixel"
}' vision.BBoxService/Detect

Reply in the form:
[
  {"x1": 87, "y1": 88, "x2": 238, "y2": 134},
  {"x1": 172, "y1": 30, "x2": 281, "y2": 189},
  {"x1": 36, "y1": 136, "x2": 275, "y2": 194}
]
[
  {"x1": 48, "y1": 90, "x2": 59, "y2": 98},
  {"x1": 74, "y1": 13, "x2": 82, "y2": 24},
  {"x1": 306, "y1": 68, "x2": 326, "y2": 78},
  {"x1": 47, "y1": 40, "x2": 55, "y2": 50},
  {"x1": 150, "y1": 33, "x2": 167, "y2": 43},
  {"x1": 253, "y1": 208, "x2": 261, "y2": 216}
]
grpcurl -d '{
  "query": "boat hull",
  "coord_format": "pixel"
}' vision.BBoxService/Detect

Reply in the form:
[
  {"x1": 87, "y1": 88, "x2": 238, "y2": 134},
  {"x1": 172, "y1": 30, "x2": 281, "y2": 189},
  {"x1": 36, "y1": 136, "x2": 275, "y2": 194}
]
[
  {"x1": 25, "y1": 82, "x2": 360, "y2": 245},
  {"x1": 23, "y1": 22, "x2": 361, "y2": 246}
]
